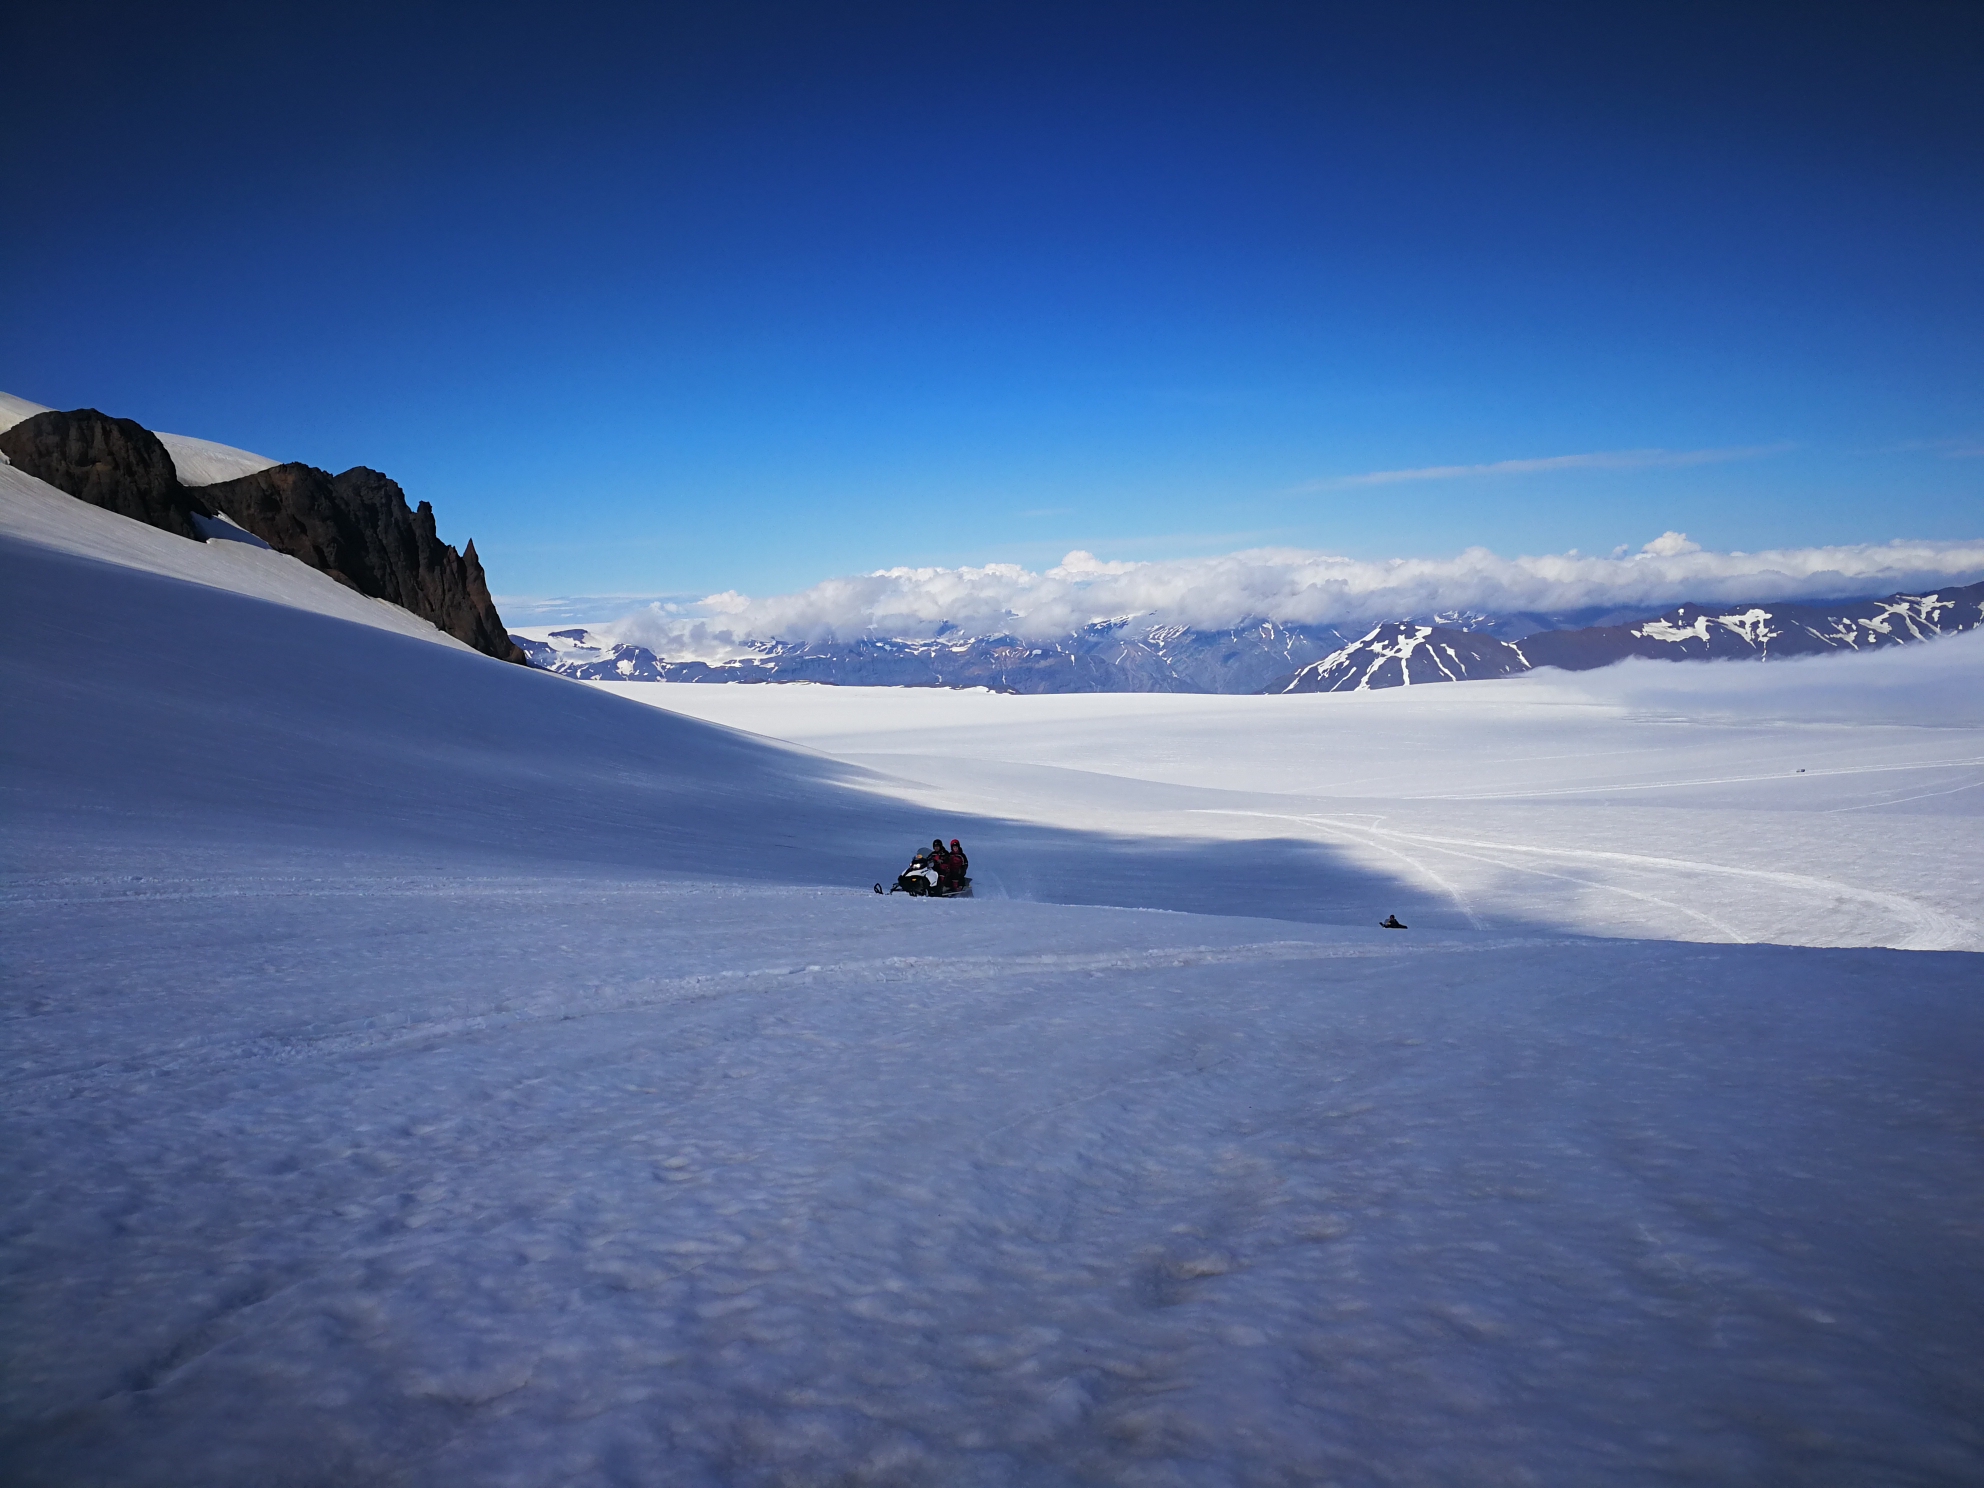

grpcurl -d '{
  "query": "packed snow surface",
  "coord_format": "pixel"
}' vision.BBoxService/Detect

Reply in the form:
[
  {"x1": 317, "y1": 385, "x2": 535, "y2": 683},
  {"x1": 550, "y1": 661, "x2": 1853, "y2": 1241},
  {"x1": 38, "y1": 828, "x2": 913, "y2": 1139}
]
[
  {"x1": 4, "y1": 511, "x2": 1982, "y2": 1486},
  {"x1": 598, "y1": 636, "x2": 1984, "y2": 953}
]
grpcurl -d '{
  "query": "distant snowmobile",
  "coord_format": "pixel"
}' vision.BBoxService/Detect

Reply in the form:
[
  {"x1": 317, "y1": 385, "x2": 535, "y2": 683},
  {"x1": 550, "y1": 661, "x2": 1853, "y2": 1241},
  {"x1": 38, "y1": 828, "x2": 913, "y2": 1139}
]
[
  {"x1": 1380, "y1": 914, "x2": 1407, "y2": 930},
  {"x1": 875, "y1": 848, "x2": 973, "y2": 898}
]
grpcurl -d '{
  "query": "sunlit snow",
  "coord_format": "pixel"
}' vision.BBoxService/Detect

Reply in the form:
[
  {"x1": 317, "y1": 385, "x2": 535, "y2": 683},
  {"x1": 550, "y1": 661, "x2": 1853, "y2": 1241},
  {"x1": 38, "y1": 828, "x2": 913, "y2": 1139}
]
[{"x1": 4, "y1": 480, "x2": 1981, "y2": 1486}]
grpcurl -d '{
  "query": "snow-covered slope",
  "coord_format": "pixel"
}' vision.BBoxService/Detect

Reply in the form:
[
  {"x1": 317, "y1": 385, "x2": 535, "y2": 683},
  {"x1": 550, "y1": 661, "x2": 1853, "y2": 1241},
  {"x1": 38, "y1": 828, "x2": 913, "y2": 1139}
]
[
  {"x1": 0, "y1": 390, "x2": 53, "y2": 434},
  {"x1": 5, "y1": 526, "x2": 1982, "y2": 1485},
  {"x1": 0, "y1": 459, "x2": 474, "y2": 652},
  {"x1": 153, "y1": 429, "x2": 279, "y2": 486}
]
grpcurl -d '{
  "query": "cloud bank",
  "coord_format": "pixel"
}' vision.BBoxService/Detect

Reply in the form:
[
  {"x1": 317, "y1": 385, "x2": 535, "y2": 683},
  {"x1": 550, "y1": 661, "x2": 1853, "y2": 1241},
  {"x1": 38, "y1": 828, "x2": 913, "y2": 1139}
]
[{"x1": 607, "y1": 535, "x2": 1984, "y2": 655}]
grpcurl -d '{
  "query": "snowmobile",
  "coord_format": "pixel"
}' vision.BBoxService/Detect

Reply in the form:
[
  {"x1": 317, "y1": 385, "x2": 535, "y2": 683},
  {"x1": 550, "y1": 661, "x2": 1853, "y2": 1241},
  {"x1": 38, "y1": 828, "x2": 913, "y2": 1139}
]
[
  {"x1": 1380, "y1": 914, "x2": 1407, "y2": 930},
  {"x1": 876, "y1": 852, "x2": 973, "y2": 898}
]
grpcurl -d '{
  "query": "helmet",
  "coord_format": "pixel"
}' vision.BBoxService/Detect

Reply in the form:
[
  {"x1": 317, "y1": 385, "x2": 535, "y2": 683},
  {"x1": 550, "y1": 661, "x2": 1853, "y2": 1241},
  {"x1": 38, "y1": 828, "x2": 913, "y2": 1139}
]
[
  {"x1": 933, "y1": 839, "x2": 944, "y2": 849},
  {"x1": 950, "y1": 839, "x2": 961, "y2": 848}
]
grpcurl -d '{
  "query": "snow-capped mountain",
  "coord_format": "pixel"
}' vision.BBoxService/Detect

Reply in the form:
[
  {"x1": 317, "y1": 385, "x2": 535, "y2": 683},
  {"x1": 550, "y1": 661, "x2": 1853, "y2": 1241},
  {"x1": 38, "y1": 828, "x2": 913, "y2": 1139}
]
[
  {"x1": 516, "y1": 583, "x2": 1984, "y2": 695},
  {"x1": 1267, "y1": 582, "x2": 1984, "y2": 692},
  {"x1": 513, "y1": 617, "x2": 1356, "y2": 693},
  {"x1": 1260, "y1": 621, "x2": 1534, "y2": 691}
]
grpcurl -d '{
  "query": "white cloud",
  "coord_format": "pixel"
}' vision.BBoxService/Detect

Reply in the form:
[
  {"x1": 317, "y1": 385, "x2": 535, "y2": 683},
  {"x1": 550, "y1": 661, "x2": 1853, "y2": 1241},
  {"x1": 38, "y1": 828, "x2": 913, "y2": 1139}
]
[
  {"x1": 1639, "y1": 531, "x2": 1702, "y2": 556},
  {"x1": 601, "y1": 536, "x2": 1984, "y2": 651},
  {"x1": 1307, "y1": 444, "x2": 1790, "y2": 490}
]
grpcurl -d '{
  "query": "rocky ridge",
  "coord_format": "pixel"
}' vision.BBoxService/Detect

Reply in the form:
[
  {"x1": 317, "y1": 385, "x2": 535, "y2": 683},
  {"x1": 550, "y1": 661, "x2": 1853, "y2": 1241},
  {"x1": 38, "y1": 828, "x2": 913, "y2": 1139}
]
[
  {"x1": 1, "y1": 407, "x2": 524, "y2": 664},
  {"x1": 200, "y1": 462, "x2": 523, "y2": 663}
]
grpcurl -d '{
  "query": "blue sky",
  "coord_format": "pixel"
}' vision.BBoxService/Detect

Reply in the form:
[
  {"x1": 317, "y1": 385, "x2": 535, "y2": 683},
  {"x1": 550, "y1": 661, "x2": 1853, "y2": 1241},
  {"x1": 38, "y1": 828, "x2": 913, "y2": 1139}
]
[{"x1": 5, "y1": 2, "x2": 1979, "y2": 603}]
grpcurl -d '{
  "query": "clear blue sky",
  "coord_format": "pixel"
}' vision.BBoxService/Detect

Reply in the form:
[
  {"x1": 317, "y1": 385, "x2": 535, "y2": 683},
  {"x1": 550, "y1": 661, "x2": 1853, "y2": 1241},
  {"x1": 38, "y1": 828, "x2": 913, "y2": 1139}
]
[{"x1": 5, "y1": 2, "x2": 1979, "y2": 600}]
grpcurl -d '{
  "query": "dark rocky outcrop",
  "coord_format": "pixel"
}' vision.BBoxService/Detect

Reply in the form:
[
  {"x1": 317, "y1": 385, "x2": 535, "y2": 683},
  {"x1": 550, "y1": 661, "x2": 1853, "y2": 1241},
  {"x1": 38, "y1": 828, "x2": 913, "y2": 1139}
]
[
  {"x1": 2, "y1": 406, "x2": 526, "y2": 665},
  {"x1": 200, "y1": 463, "x2": 527, "y2": 663},
  {"x1": 0, "y1": 408, "x2": 215, "y2": 539}
]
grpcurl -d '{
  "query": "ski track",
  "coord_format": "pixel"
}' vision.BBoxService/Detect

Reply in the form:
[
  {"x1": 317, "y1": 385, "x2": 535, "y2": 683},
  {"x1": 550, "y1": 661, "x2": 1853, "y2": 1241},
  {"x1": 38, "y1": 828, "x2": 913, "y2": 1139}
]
[
  {"x1": 1824, "y1": 776, "x2": 1984, "y2": 813},
  {"x1": 1279, "y1": 812, "x2": 1748, "y2": 943},
  {"x1": 1391, "y1": 753, "x2": 1984, "y2": 802},
  {"x1": 1359, "y1": 823, "x2": 1971, "y2": 950},
  {"x1": 1196, "y1": 809, "x2": 1968, "y2": 950}
]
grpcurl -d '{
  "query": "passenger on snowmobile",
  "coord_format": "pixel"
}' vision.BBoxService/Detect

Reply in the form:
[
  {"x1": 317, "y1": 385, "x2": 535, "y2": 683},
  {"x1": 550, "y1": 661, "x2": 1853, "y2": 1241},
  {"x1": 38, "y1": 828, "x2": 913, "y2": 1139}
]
[
  {"x1": 1380, "y1": 914, "x2": 1407, "y2": 930},
  {"x1": 940, "y1": 841, "x2": 972, "y2": 896}
]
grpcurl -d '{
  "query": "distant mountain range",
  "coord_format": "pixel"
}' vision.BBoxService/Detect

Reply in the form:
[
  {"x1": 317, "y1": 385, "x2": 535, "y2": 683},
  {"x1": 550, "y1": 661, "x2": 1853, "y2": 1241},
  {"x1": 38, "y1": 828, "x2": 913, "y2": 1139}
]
[
  {"x1": 517, "y1": 582, "x2": 1984, "y2": 695},
  {"x1": 512, "y1": 618, "x2": 1355, "y2": 693},
  {"x1": 1271, "y1": 585, "x2": 1984, "y2": 691}
]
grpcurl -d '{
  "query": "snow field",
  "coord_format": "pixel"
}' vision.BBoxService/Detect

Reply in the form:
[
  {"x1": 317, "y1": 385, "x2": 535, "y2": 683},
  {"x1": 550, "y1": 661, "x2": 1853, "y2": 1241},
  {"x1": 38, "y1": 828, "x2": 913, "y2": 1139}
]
[
  {"x1": 598, "y1": 641, "x2": 1984, "y2": 950},
  {"x1": 3, "y1": 504, "x2": 1982, "y2": 1485},
  {"x1": 5, "y1": 865, "x2": 1980, "y2": 1486}
]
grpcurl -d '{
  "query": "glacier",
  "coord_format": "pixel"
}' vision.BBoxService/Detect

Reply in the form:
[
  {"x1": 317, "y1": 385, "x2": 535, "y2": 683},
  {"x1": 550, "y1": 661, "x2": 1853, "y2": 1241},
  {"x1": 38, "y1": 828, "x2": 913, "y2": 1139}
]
[{"x1": 3, "y1": 465, "x2": 1982, "y2": 1485}]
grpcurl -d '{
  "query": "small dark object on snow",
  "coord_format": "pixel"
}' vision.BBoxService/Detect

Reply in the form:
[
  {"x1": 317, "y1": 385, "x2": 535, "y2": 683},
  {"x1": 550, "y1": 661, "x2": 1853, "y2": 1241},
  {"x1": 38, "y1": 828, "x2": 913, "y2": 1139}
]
[{"x1": 1380, "y1": 914, "x2": 1407, "y2": 930}]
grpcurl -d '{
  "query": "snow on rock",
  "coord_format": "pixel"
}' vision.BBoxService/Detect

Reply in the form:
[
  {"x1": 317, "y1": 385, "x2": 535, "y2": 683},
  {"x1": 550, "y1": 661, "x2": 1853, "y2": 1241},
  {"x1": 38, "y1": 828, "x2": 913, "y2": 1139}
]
[
  {"x1": 154, "y1": 429, "x2": 279, "y2": 487},
  {"x1": 0, "y1": 389, "x2": 53, "y2": 437}
]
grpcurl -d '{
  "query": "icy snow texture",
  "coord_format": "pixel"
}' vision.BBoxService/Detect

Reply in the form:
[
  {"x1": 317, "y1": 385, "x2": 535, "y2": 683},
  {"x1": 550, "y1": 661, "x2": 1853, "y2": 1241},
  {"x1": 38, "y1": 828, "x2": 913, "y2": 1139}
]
[{"x1": 3, "y1": 498, "x2": 1982, "y2": 1485}]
